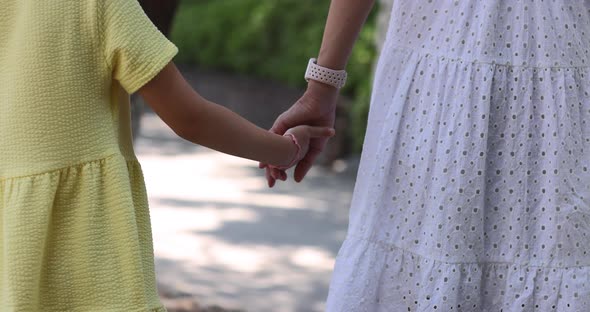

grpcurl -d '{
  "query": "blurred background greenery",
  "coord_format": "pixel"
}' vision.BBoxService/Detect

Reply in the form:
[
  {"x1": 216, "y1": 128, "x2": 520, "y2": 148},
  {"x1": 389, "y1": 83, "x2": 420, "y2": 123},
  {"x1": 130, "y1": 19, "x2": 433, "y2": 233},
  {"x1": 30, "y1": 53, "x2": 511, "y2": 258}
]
[{"x1": 170, "y1": 0, "x2": 379, "y2": 152}]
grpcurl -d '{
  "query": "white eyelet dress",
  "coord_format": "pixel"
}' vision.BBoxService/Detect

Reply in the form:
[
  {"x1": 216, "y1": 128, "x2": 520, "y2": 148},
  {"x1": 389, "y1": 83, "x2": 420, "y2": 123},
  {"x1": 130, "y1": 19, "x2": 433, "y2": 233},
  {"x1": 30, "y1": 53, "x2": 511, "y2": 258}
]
[{"x1": 326, "y1": 1, "x2": 590, "y2": 311}]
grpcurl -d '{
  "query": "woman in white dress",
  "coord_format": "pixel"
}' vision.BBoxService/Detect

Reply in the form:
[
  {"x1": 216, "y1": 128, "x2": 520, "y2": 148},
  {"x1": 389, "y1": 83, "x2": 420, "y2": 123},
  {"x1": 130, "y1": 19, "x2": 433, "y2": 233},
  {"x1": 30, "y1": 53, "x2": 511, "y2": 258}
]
[{"x1": 263, "y1": 0, "x2": 590, "y2": 310}]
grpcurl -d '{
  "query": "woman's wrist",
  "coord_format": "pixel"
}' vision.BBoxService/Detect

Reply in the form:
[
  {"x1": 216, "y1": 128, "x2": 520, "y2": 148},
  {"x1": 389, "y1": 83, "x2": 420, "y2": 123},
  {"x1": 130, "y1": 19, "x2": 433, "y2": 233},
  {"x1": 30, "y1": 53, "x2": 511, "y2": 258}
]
[
  {"x1": 307, "y1": 78, "x2": 340, "y2": 94},
  {"x1": 305, "y1": 80, "x2": 339, "y2": 111}
]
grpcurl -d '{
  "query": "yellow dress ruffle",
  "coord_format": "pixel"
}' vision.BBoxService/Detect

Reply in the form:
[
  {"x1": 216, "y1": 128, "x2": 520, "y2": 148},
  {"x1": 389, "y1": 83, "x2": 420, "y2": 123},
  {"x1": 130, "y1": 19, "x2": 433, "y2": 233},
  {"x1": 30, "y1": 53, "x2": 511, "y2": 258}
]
[{"x1": 1, "y1": 155, "x2": 164, "y2": 311}]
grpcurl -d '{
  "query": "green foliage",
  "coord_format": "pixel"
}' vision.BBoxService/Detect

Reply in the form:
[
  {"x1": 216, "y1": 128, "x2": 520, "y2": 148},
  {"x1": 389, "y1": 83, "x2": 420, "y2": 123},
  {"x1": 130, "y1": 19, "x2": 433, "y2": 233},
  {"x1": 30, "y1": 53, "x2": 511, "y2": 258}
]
[{"x1": 171, "y1": 0, "x2": 377, "y2": 151}]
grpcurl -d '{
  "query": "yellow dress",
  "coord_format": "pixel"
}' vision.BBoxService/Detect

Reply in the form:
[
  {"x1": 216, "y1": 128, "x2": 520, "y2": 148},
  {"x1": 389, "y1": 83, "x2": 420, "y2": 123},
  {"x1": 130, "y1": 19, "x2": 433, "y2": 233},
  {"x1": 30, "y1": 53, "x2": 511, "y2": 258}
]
[{"x1": 0, "y1": 0, "x2": 178, "y2": 311}]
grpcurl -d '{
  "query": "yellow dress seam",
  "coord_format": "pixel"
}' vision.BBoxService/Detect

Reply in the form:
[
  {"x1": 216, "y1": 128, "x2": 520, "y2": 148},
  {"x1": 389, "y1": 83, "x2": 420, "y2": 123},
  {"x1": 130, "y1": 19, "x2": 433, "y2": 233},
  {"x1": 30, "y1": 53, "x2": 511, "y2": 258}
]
[{"x1": 0, "y1": 154, "x2": 138, "y2": 183}]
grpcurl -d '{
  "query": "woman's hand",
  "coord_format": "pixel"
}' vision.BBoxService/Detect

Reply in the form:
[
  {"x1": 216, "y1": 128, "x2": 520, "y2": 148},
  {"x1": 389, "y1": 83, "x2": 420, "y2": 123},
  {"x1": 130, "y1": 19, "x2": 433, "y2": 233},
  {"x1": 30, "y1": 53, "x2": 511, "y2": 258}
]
[
  {"x1": 259, "y1": 0, "x2": 375, "y2": 187},
  {"x1": 260, "y1": 81, "x2": 339, "y2": 187}
]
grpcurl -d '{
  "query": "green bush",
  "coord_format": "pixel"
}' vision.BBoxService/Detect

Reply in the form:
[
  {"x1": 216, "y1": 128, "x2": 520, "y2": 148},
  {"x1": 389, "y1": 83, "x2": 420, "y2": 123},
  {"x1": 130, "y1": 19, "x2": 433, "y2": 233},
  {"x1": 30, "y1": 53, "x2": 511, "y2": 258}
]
[{"x1": 171, "y1": 0, "x2": 377, "y2": 151}]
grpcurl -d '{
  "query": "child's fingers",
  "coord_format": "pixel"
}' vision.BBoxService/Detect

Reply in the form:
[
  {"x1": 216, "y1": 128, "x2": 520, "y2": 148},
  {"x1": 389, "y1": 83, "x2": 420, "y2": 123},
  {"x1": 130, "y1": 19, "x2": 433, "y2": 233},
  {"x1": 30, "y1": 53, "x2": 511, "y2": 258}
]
[
  {"x1": 307, "y1": 127, "x2": 336, "y2": 138},
  {"x1": 266, "y1": 168, "x2": 276, "y2": 188}
]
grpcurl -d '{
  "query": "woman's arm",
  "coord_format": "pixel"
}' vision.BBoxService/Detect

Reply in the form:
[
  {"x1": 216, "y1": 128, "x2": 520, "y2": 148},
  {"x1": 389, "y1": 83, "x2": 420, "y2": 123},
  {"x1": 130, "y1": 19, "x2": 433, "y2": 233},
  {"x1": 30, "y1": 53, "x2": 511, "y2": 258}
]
[
  {"x1": 316, "y1": 0, "x2": 377, "y2": 71},
  {"x1": 138, "y1": 62, "x2": 334, "y2": 167},
  {"x1": 263, "y1": 0, "x2": 376, "y2": 186}
]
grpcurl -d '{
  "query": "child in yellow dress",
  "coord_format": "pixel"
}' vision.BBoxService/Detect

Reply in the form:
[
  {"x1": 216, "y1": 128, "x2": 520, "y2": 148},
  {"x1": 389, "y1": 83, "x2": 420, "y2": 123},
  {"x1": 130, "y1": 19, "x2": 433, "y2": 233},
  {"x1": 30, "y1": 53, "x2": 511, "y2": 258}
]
[{"x1": 0, "y1": 0, "x2": 333, "y2": 311}]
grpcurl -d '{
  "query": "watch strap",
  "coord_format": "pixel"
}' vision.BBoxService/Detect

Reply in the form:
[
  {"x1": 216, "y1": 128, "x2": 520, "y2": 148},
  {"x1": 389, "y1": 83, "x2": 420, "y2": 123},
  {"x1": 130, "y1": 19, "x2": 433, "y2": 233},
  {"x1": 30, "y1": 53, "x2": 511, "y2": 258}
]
[{"x1": 304, "y1": 58, "x2": 347, "y2": 89}]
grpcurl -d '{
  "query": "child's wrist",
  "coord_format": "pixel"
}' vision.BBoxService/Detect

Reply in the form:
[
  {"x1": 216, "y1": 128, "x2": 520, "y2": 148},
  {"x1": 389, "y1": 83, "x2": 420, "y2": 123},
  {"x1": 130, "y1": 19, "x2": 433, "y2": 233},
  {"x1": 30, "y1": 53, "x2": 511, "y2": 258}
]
[{"x1": 275, "y1": 133, "x2": 301, "y2": 170}]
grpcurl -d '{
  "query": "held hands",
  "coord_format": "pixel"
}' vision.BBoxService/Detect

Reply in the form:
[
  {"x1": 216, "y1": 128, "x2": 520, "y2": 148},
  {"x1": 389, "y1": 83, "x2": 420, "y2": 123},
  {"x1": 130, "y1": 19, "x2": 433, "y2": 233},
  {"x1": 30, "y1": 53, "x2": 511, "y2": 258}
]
[
  {"x1": 260, "y1": 81, "x2": 339, "y2": 187},
  {"x1": 273, "y1": 126, "x2": 336, "y2": 171}
]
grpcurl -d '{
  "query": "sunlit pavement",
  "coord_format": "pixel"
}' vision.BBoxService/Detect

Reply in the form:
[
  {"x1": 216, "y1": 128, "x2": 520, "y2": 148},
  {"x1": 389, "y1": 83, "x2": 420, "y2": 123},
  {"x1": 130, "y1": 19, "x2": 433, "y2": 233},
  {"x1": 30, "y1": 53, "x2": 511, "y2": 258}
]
[{"x1": 135, "y1": 111, "x2": 358, "y2": 312}]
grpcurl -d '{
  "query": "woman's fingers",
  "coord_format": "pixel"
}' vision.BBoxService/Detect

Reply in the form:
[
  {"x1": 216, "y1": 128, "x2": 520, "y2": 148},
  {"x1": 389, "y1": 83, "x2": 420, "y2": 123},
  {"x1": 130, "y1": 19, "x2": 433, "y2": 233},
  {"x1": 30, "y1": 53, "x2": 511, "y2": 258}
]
[
  {"x1": 307, "y1": 126, "x2": 335, "y2": 138},
  {"x1": 294, "y1": 138, "x2": 327, "y2": 182},
  {"x1": 269, "y1": 107, "x2": 304, "y2": 136}
]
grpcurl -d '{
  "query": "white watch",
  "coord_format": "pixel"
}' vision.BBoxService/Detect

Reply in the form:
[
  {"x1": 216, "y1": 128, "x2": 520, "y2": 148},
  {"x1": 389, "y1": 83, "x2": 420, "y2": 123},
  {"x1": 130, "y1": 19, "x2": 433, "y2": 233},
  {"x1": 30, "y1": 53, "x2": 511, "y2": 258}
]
[{"x1": 304, "y1": 58, "x2": 347, "y2": 89}]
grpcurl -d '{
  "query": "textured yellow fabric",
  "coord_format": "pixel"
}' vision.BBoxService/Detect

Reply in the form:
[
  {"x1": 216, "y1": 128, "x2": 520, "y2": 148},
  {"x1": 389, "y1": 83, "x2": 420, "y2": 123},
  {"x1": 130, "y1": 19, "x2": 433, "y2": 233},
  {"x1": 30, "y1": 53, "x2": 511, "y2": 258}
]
[{"x1": 0, "y1": 0, "x2": 178, "y2": 311}]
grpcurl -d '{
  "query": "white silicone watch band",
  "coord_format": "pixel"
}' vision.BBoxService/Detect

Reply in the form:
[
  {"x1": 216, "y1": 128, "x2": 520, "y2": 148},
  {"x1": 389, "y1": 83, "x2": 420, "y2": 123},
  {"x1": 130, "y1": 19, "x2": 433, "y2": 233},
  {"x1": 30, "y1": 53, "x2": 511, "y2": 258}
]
[{"x1": 304, "y1": 58, "x2": 347, "y2": 89}]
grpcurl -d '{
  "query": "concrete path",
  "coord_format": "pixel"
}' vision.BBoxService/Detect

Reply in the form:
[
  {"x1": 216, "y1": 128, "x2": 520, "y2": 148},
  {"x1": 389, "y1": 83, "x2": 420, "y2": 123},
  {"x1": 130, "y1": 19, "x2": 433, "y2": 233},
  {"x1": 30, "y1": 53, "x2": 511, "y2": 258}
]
[{"x1": 135, "y1": 111, "x2": 358, "y2": 312}]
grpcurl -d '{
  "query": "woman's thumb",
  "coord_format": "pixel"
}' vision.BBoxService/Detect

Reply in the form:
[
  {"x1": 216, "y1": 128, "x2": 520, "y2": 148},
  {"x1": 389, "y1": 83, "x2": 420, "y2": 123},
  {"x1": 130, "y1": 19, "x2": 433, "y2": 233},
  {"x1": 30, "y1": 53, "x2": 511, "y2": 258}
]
[{"x1": 307, "y1": 126, "x2": 336, "y2": 138}]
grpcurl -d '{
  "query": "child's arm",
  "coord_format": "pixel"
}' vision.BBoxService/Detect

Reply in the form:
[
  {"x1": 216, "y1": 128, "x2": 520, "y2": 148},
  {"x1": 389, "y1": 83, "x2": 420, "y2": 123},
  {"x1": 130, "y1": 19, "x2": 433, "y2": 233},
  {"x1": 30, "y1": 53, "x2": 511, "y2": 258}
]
[{"x1": 138, "y1": 62, "x2": 334, "y2": 168}]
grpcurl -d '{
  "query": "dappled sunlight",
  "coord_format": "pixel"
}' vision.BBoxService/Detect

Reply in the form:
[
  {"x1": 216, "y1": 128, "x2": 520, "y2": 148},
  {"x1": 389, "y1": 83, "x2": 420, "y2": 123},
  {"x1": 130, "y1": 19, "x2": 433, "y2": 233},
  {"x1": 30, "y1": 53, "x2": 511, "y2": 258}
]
[
  {"x1": 289, "y1": 247, "x2": 336, "y2": 271},
  {"x1": 152, "y1": 211, "x2": 337, "y2": 273},
  {"x1": 151, "y1": 205, "x2": 260, "y2": 262},
  {"x1": 153, "y1": 237, "x2": 337, "y2": 311},
  {"x1": 208, "y1": 244, "x2": 271, "y2": 274},
  {"x1": 153, "y1": 205, "x2": 260, "y2": 233}
]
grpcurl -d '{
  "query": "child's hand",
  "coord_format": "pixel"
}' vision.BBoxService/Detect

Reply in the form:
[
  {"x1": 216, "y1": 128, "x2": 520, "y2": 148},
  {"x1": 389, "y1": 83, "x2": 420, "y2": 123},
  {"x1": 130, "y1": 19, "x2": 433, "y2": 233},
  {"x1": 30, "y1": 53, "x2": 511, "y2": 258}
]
[{"x1": 272, "y1": 126, "x2": 335, "y2": 171}]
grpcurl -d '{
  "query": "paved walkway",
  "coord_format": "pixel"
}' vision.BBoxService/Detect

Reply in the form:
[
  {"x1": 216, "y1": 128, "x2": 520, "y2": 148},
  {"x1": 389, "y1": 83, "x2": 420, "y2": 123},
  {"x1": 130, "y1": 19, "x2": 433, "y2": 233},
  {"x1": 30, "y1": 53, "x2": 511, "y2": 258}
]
[{"x1": 135, "y1": 110, "x2": 358, "y2": 312}]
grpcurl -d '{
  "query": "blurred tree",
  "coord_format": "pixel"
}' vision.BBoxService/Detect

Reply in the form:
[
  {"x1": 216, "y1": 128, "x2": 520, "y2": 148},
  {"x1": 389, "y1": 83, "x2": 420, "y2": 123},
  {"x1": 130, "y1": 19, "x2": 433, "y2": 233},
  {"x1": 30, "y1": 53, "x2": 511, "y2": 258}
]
[{"x1": 138, "y1": 0, "x2": 179, "y2": 36}]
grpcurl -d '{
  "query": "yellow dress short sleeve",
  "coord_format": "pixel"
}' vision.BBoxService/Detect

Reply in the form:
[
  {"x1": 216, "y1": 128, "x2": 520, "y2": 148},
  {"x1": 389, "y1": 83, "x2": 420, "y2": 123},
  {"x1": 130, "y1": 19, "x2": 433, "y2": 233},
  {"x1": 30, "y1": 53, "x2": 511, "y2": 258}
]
[{"x1": 101, "y1": 0, "x2": 179, "y2": 94}]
